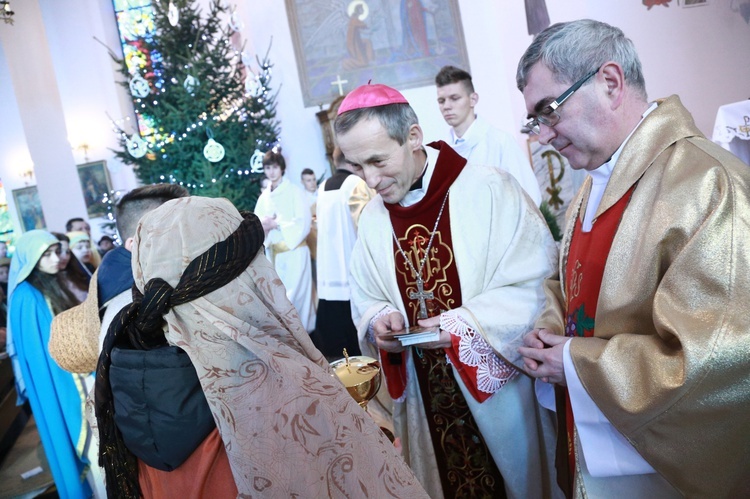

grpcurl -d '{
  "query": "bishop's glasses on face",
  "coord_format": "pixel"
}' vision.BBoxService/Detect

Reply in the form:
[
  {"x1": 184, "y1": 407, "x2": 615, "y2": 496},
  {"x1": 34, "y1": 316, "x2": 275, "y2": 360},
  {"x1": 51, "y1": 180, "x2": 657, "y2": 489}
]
[{"x1": 525, "y1": 66, "x2": 601, "y2": 135}]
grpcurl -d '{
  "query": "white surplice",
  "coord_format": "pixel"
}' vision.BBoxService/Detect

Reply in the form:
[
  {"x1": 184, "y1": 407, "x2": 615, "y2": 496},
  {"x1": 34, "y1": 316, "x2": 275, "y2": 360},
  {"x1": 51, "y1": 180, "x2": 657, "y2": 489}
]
[
  {"x1": 350, "y1": 145, "x2": 560, "y2": 499},
  {"x1": 254, "y1": 177, "x2": 315, "y2": 331},
  {"x1": 449, "y1": 115, "x2": 542, "y2": 205}
]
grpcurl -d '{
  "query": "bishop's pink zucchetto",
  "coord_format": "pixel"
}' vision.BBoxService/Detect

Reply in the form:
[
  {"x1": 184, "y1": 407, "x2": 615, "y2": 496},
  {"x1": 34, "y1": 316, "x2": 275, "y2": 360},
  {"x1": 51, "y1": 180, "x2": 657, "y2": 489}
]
[{"x1": 337, "y1": 83, "x2": 409, "y2": 115}]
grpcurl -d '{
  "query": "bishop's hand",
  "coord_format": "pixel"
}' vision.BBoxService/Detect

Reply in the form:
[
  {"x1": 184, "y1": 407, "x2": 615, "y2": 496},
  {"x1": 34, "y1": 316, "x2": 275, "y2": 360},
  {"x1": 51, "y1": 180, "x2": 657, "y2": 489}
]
[
  {"x1": 372, "y1": 312, "x2": 407, "y2": 353},
  {"x1": 414, "y1": 315, "x2": 451, "y2": 349}
]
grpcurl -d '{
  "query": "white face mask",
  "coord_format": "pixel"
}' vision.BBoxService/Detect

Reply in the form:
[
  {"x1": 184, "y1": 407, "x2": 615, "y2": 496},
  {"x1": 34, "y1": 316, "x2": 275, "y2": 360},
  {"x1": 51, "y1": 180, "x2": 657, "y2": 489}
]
[
  {"x1": 72, "y1": 240, "x2": 92, "y2": 263},
  {"x1": 37, "y1": 244, "x2": 61, "y2": 275}
]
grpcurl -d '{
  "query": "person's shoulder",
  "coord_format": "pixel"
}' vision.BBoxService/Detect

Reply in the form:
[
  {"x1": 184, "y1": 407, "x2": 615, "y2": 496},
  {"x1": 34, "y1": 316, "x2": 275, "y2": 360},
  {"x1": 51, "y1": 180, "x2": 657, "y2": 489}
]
[
  {"x1": 457, "y1": 161, "x2": 508, "y2": 185},
  {"x1": 341, "y1": 173, "x2": 364, "y2": 192},
  {"x1": 455, "y1": 162, "x2": 526, "y2": 204},
  {"x1": 482, "y1": 121, "x2": 519, "y2": 146},
  {"x1": 358, "y1": 194, "x2": 385, "y2": 225},
  {"x1": 663, "y1": 134, "x2": 750, "y2": 185},
  {"x1": 9, "y1": 281, "x2": 44, "y2": 311},
  {"x1": 13, "y1": 280, "x2": 38, "y2": 298}
]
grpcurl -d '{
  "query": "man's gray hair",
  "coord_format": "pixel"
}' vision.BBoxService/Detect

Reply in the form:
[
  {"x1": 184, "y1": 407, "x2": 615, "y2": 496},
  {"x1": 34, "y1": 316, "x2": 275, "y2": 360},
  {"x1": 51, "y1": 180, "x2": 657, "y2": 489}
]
[
  {"x1": 334, "y1": 103, "x2": 419, "y2": 145},
  {"x1": 516, "y1": 19, "x2": 647, "y2": 100}
]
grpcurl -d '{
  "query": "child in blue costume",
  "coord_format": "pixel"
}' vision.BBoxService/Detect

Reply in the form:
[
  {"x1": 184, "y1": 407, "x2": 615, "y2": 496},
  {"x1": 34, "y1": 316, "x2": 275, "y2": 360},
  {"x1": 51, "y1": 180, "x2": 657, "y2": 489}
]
[{"x1": 7, "y1": 230, "x2": 92, "y2": 498}]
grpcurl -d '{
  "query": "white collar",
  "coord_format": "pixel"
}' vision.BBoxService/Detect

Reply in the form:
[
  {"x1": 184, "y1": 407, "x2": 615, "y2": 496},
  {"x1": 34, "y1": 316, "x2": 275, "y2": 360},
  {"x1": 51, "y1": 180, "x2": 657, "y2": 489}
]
[
  {"x1": 400, "y1": 148, "x2": 437, "y2": 207},
  {"x1": 582, "y1": 102, "x2": 659, "y2": 231}
]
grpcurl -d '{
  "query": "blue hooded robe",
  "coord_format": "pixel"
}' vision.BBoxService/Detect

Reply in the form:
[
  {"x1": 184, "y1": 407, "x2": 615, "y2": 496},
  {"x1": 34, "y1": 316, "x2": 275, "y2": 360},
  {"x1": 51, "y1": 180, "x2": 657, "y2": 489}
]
[{"x1": 7, "y1": 230, "x2": 92, "y2": 498}]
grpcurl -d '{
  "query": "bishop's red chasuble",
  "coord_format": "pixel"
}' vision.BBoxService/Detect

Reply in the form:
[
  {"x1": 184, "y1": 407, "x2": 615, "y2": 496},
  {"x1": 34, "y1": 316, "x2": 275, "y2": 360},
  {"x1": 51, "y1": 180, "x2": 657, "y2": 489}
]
[
  {"x1": 558, "y1": 186, "x2": 636, "y2": 497},
  {"x1": 383, "y1": 142, "x2": 506, "y2": 497}
]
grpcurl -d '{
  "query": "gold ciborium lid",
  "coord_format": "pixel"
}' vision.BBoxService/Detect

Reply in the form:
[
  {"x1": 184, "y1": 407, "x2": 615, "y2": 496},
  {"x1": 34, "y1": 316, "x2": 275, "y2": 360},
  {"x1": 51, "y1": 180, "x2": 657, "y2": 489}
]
[{"x1": 330, "y1": 349, "x2": 381, "y2": 410}]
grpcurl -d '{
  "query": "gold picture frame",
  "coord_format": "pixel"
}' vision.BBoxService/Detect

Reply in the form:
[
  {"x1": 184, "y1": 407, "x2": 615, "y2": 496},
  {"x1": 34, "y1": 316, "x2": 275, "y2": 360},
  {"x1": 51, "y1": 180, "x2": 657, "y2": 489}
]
[
  {"x1": 12, "y1": 186, "x2": 46, "y2": 232},
  {"x1": 77, "y1": 161, "x2": 113, "y2": 219}
]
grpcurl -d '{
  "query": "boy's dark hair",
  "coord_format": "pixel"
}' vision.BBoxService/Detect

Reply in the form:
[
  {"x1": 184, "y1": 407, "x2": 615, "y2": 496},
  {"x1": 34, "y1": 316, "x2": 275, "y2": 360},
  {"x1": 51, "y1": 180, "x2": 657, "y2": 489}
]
[
  {"x1": 301, "y1": 168, "x2": 315, "y2": 177},
  {"x1": 435, "y1": 65, "x2": 475, "y2": 94},
  {"x1": 65, "y1": 217, "x2": 86, "y2": 233},
  {"x1": 262, "y1": 150, "x2": 286, "y2": 174},
  {"x1": 115, "y1": 184, "x2": 189, "y2": 241}
]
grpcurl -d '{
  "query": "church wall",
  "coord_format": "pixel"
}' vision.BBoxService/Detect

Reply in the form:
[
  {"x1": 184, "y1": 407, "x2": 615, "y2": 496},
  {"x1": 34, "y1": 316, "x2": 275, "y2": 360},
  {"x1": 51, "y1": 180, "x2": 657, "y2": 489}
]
[{"x1": 0, "y1": 0, "x2": 748, "y2": 238}]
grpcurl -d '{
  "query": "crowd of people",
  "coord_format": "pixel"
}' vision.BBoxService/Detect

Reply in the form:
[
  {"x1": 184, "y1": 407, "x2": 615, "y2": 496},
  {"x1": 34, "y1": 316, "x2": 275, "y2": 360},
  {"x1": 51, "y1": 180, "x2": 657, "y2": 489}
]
[{"x1": 1, "y1": 19, "x2": 748, "y2": 498}]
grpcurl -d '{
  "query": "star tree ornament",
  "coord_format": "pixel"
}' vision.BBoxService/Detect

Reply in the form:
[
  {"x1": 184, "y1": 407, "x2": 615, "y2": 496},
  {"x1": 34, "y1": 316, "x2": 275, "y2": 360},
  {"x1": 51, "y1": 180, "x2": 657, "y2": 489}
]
[
  {"x1": 250, "y1": 149, "x2": 264, "y2": 173},
  {"x1": 167, "y1": 1, "x2": 179, "y2": 26},
  {"x1": 203, "y1": 129, "x2": 225, "y2": 163},
  {"x1": 184, "y1": 74, "x2": 199, "y2": 93},
  {"x1": 126, "y1": 133, "x2": 148, "y2": 158},
  {"x1": 129, "y1": 72, "x2": 150, "y2": 98}
]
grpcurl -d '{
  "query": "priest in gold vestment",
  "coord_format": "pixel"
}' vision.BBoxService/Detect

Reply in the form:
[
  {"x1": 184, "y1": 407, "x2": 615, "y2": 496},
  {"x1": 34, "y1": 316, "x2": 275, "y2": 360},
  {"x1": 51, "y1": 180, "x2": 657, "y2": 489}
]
[{"x1": 517, "y1": 20, "x2": 750, "y2": 498}]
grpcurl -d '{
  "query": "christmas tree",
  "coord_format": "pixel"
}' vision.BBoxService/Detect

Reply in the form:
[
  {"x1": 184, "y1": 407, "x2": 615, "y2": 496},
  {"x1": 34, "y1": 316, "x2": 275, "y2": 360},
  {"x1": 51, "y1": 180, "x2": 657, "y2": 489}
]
[{"x1": 111, "y1": 0, "x2": 279, "y2": 211}]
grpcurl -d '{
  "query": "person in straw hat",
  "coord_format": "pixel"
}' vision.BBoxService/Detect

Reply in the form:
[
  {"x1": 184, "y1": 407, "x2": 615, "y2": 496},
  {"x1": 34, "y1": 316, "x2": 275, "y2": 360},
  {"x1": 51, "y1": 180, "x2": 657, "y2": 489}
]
[{"x1": 93, "y1": 196, "x2": 427, "y2": 498}]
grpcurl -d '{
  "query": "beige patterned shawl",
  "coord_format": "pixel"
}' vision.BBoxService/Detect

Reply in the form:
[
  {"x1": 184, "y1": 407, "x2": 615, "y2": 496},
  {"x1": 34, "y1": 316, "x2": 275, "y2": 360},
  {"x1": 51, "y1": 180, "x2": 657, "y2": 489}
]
[{"x1": 131, "y1": 197, "x2": 426, "y2": 498}]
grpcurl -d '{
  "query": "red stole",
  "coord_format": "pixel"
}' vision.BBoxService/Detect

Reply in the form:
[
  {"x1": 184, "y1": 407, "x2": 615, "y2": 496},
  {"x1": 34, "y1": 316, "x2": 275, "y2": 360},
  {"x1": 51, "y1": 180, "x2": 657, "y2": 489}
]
[
  {"x1": 381, "y1": 141, "x2": 488, "y2": 402},
  {"x1": 558, "y1": 185, "x2": 636, "y2": 496}
]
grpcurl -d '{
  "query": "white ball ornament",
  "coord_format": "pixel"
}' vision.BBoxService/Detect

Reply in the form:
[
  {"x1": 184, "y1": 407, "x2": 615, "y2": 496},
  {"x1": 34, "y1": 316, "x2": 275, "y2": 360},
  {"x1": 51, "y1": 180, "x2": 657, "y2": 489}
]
[
  {"x1": 250, "y1": 149, "x2": 264, "y2": 173},
  {"x1": 203, "y1": 138, "x2": 225, "y2": 162},
  {"x1": 126, "y1": 134, "x2": 148, "y2": 158},
  {"x1": 129, "y1": 73, "x2": 150, "y2": 98},
  {"x1": 184, "y1": 75, "x2": 199, "y2": 93}
]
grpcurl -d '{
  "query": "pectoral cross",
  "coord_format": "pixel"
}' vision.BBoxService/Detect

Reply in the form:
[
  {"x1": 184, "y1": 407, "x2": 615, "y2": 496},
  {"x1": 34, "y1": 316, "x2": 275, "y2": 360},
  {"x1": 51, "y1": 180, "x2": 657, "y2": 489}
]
[
  {"x1": 331, "y1": 75, "x2": 348, "y2": 96},
  {"x1": 409, "y1": 276, "x2": 434, "y2": 319}
]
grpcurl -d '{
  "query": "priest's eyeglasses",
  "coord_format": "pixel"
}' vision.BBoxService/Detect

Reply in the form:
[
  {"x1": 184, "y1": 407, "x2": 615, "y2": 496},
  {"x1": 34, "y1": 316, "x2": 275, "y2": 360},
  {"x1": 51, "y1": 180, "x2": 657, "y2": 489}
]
[{"x1": 524, "y1": 66, "x2": 601, "y2": 135}]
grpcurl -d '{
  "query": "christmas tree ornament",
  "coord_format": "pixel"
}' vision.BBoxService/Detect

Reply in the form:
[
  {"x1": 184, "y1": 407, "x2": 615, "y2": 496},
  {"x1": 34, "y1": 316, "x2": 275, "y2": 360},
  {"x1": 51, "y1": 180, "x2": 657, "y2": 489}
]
[
  {"x1": 250, "y1": 149, "x2": 264, "y2": 173},
  {"x1": 228, "y1": 10, "x2": 243, "y2": 31},
  {"x1": 126, "y1": 133, "x2": 148, "y2": 158},
  {"x1": 203, "y1": 129, "x2": 225, "y2": 162},
  {"x1": 167, "y1": 1, "x2": 179, "y2": 26},
  {"x1": 241, "y1": 50, "x2": 253, "y2": 67},
  {"x1": 245, "y1": 73, "x2": 262, "y2": 97},
  {"x1": 129, "y1": 72, "x2": 150, "y2": 98},
  {"x1": 184, "y1": 74, "x2": 199, "y2": 93},
  {"x1": 111, "y1": 0, "x2": 280, "y2": 212}
]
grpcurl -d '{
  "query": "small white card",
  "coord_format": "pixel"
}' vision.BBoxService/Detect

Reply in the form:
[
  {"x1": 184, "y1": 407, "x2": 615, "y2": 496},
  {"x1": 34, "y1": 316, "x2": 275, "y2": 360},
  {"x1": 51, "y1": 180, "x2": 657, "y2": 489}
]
[
  {"x1": 394, "y1": 326, "x2": 440, "y2": 346},
  {"x1": 21, "y1": 466, "x2": 43, "y2": 480}
]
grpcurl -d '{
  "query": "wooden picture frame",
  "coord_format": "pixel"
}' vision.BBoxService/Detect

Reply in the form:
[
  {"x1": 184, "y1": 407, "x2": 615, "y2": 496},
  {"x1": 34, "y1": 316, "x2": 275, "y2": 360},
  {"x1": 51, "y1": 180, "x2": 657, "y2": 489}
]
[
  {"x1": 77, "y1": 161, "x2": 113, "y2": 219},
  {"x1": 285, "y1": 0, "x2": 471, "y2": 107},
  {"x1": 12, "y1": 186, "x2": 46, "y2": 232}
]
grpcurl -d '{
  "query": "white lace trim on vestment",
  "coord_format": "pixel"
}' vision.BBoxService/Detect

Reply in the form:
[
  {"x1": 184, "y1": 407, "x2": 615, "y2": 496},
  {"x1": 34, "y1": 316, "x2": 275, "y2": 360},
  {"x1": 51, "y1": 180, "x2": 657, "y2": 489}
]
[{"x1": 441, "y1": 311, "x2": 518, "y2": 395}]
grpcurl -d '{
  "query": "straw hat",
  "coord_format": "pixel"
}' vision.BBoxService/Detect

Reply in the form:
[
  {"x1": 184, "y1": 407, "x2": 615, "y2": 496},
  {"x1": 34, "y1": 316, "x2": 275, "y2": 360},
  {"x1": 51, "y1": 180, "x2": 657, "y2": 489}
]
[{"x1": 49, "y1": 269, "x2": 102, "y2": 374}]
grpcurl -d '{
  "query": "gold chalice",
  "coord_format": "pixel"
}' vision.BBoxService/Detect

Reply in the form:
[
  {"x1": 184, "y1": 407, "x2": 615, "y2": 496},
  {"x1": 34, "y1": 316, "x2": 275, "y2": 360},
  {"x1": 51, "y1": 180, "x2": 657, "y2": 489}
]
[{"x1": 330, "y1": 349, "x2": 381, "y2": 411}]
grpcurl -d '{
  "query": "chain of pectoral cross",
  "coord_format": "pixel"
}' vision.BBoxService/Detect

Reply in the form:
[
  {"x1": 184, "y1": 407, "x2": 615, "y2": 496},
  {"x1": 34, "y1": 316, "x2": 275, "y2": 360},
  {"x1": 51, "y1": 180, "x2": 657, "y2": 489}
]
[{"x1": 391, "y1": 189, "x2": 450, "y2": 319}]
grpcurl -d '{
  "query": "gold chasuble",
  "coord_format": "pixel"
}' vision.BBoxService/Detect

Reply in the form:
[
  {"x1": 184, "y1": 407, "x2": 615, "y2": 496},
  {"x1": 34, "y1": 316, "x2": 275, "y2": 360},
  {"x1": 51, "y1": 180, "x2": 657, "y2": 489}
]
[
  {"x1": 383, "y1": 144, "x2": 506, "y2": 497},
  {"x1": 535, "y1": 96, "x2": 750, "y2": 497}
]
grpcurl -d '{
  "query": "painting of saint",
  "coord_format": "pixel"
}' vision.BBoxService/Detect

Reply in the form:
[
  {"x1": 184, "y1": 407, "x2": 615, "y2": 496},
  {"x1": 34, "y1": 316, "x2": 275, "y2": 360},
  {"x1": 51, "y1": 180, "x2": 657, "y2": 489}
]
[{"x1": 286, "y1": 0, "x2": 470, "y2": 106}]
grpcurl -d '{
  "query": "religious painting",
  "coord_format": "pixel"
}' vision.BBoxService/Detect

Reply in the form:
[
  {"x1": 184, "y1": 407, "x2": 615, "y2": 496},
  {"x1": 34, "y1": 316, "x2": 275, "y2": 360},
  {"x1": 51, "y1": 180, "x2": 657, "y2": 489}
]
[
  {"x1": 528, "y1": 137, "x2": 587, "y2": 233},
  {"x1": 12, "y1": 186, "x2": 46, "y2": 232},
  {"x1": 77, "y1": 161, "x2": 113, "y2": 219},
  {"x1": 285, "y1": 0, "x2": 470, "y2": 107}
]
